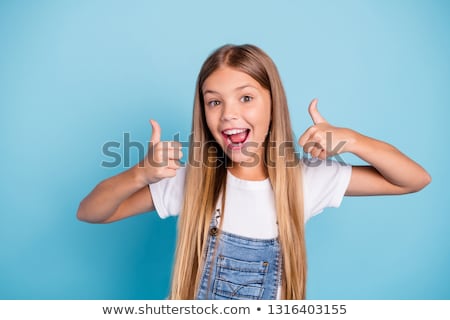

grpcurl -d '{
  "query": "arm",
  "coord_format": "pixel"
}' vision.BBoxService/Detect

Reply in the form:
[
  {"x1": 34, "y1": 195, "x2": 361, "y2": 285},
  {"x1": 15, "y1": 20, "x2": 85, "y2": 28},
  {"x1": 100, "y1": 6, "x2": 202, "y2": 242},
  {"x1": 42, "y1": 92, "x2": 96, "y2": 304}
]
[
  {"x1": 343, "y1": 133, "x2": 431, "y2": 195},
  {"x1": 77, "y1": 120, "x2": 183, "y2": 223},
  {"x1": 76, "y1": 166, "x2": 154, "y2": 223},
  {"x1": 298, "y1": 99, "x2": 431, "y2": 196}
]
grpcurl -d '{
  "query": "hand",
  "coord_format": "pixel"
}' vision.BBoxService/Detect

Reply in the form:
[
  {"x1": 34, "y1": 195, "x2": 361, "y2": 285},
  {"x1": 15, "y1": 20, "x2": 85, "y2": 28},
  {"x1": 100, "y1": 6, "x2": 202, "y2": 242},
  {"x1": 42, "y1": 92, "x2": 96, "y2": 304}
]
[
  {"x1": 137, "y1": 120, "x2": 183, "y2": 184},
  {"x1": 298, "y1": 99, "x2": 353, "y2": 160}
]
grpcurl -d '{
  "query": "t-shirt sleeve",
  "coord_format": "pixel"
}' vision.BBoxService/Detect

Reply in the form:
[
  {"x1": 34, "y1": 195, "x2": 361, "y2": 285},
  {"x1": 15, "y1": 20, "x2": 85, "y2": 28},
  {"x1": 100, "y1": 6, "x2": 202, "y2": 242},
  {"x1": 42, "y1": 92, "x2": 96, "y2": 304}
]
[
  {"x1": 148, "y1": 167, "x2": 186, "y2": 219},
  {"x1": 302, "y1": 159, "x2": 352, "y2": 222}
]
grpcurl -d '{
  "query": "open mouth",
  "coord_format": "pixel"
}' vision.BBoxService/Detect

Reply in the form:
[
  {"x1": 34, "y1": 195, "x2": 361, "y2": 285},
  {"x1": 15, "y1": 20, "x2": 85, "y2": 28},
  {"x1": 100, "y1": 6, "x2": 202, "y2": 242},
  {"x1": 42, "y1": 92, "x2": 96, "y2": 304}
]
[{"x1": 221, "y1": 128, "x2": 250, "y2": 150}]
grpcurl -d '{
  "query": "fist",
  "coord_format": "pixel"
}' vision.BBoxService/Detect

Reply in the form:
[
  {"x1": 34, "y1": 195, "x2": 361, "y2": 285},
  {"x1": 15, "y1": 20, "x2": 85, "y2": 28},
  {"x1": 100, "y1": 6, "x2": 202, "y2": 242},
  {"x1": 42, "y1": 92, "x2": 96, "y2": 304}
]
[
  {"x1": 298, "y1": 99, "x2": 349, "y2": 160},
  {"x1": 138, "y1": 120, "x2": 183, "y2": 184}
]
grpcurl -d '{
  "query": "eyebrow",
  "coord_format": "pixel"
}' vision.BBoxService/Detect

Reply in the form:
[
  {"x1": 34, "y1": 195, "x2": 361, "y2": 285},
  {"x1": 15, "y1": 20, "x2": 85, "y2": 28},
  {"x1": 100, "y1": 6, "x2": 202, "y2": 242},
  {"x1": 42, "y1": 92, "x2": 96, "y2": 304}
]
[{"x1": 203, "y1": 85, "x2": 258, "y2": 95}]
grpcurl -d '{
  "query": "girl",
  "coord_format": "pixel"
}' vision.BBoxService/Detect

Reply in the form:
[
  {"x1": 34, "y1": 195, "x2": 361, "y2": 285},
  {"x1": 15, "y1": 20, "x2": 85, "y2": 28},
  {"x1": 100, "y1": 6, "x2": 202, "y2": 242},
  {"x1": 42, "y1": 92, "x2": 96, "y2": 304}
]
[{"x1": 77, "y1": 44, "x2": 431, "y2": 300}]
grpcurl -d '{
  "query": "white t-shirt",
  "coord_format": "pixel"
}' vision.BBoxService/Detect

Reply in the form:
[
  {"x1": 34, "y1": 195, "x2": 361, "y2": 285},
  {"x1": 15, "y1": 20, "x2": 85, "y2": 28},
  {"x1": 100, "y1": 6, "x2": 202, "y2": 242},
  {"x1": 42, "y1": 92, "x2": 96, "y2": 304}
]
[{"x1": 149, "y1": 159, "x2": 352, "y2": 239}]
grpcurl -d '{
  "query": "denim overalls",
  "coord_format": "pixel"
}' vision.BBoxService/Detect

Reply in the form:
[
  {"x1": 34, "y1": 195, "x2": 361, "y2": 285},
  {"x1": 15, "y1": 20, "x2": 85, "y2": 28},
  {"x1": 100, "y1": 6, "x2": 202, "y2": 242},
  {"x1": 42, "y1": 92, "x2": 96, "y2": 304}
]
[{"x1": 196, "y1": 209, "x2": 281, "y2": 300}]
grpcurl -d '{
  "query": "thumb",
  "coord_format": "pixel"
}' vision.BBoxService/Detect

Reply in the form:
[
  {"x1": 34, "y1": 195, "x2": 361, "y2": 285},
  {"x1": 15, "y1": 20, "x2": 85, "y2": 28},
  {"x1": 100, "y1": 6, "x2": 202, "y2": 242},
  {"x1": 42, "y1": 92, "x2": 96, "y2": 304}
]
[
  {"x1": 149, "y1": 119, "x2": 161, "y2": 144},
  {"x1": 308, "y1": 98, "x2": 327, "y2": 124}
]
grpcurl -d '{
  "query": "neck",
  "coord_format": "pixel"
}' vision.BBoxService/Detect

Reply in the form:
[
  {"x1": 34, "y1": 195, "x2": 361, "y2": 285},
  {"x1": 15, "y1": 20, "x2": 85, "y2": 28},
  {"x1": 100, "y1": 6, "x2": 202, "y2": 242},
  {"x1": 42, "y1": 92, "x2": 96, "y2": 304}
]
[{"x1": 227, "y1": 162, "x2": 268, "y2": 181}]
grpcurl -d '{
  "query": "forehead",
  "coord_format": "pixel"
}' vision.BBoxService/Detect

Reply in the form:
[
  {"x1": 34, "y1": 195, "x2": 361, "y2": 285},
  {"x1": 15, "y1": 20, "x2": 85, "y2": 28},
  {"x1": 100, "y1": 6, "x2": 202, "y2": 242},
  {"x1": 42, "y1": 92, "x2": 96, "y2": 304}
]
[{"x1": 202, "y1": 67, "x2": 262, "y2": 93}]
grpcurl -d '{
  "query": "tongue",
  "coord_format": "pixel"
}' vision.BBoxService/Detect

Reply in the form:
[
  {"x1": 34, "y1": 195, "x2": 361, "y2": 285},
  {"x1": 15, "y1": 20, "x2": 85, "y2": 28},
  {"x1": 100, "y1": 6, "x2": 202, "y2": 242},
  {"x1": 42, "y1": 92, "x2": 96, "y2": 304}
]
[{"x1": 229, "y1": 131, "x2": 248, "y2": 144}]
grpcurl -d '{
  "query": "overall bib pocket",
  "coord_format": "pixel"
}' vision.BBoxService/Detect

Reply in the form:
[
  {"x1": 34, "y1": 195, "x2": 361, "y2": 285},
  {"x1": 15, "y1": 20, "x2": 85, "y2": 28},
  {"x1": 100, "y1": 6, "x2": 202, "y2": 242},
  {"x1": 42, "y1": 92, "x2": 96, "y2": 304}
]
[{"x1": 212, "y1": 255, "x2": 269, "y2": 300}]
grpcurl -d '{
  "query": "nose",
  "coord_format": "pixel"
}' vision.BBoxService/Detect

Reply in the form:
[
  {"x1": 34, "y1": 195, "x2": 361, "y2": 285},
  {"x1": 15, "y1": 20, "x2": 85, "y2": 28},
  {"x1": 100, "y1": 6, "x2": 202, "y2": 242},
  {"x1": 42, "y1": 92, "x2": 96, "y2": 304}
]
[{"x1": 220, "y1": 101, "x2": 239, "y2": 121}]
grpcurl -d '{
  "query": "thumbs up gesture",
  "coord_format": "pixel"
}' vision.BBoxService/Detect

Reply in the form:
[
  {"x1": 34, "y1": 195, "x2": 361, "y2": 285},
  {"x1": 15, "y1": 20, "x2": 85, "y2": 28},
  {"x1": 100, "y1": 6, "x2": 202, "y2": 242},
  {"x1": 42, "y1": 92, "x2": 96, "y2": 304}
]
[
  {"x1": 137, "y1": 120, "x2": 183, "y2": 184},
  {"x1": 298, "y1": 99, "x2": 352, "y2": 160}
]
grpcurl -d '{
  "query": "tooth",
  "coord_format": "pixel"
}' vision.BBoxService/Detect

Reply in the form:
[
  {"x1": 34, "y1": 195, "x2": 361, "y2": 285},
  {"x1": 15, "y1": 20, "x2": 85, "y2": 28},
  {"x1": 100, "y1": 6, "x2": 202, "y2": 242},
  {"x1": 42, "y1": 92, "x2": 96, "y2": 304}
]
[{"x1": 224, "y1": 128, "x2": 246, "y2": 135}]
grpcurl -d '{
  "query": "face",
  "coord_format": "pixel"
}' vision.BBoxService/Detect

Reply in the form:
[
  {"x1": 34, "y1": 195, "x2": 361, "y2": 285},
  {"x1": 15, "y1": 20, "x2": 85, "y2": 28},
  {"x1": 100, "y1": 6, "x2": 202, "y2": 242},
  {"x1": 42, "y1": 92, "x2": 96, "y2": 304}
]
[{"x1": 202, "y1": 66, "x2": 272, "y2": 166}]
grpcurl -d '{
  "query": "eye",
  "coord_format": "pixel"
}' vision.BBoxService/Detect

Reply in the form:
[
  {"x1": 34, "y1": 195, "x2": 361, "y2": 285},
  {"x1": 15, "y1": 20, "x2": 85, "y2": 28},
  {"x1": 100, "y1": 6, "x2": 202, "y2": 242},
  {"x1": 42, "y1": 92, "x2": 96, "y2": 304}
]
[
  {"x1": 207, "y1": 100, "x2": 221, "y2": 107},
  {"x1": 241, "y1": 95, "x2": 253, "y2": 103}
]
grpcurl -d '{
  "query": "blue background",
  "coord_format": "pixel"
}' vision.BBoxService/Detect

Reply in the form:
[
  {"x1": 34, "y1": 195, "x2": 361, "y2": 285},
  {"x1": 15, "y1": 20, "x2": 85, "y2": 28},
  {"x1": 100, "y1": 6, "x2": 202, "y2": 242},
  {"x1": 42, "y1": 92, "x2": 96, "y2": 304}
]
[{"x1": 0, "y1": 0, "x2": 448, "y2": 299}]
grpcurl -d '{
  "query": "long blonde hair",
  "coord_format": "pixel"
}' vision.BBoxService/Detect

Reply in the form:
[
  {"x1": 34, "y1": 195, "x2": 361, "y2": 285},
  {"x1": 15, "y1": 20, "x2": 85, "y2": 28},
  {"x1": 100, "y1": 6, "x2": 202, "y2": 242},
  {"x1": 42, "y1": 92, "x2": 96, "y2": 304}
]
[{"x1": 169, "y1": 44, "x2": 306, "y2": 299}]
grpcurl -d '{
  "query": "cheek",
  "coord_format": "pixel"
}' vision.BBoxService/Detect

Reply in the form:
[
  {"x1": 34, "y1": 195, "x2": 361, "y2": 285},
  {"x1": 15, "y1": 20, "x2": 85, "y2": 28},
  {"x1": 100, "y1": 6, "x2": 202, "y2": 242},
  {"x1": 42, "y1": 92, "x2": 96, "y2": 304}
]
[
  {"x1": 204, "y1": 109, "x2": 214, "y2": 128},
  {"x1": 204, "y1": 110, "x2": 221, "y2": 138},
  {"x1": 252, "y1": 105, "x2": 271, "y2": 135}
]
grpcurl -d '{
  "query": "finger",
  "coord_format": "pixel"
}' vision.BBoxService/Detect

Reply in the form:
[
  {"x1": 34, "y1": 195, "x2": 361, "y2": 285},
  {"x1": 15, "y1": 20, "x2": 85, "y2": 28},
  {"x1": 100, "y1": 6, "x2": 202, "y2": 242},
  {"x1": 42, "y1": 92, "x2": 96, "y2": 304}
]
[
  {"x1": 149, "y1": 119, "x2": 161, "y2": 144},
  {"x1": 167, "y1": 159, "x2": 181, "y2": 170},
  {"x1": 317, "y1": 149, "x2": 327, "y2": 160},
  {"x1": 153, "y1": 148, "x2": 182, "y2": 161},
  {"x1": 157, "y1": 141, "x2": 182, "y2": 150},
  {"x1": 157, "y1": 142, "x2": 183, "y2": 158},
  {"x1": 298, "y1": 126, "x2": 316, "y2": 147},
  {"x1": 308, "y1": 98, "x2": 327, "y2": 124},
  {"x1": 304, "y1": 141, "x2": 322, "y2": 155},
  {"x1": 161, "y1": 168, "x2": 177, "y2": 178},
  {"x1": 310, "y1": 146, "x2": 324, "y2": 159},
  {"x1": 167, "y1": 148, "x2": 183, "y2": 160},
  {"x1": 298, "y1": 133, "x2": 308, "y2": 147},
  {"x1": 168, "y1": 141, "x2": 182, "y2": 149}
]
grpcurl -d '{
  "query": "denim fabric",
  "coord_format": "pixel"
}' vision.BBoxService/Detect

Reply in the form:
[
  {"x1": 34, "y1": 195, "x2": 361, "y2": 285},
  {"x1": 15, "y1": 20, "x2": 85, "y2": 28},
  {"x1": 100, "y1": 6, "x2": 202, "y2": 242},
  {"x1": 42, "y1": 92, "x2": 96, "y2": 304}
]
[{"x1": 196, "y1": 215, "x2": 281, "y2": 300}]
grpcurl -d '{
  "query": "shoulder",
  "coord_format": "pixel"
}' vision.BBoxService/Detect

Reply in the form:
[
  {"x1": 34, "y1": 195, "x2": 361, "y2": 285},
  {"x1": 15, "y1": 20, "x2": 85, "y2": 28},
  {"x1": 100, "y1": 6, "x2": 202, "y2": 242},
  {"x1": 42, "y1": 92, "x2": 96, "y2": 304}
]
[
  {"x1": 301, "y1": 158, "x2": 351, "y2": 182},
  {"x1": 149, "y1": 166, "x2": 186, "y2": 219},
  {"x1": 301, "y1": 158, "x2": 352, "y2": 221}
]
